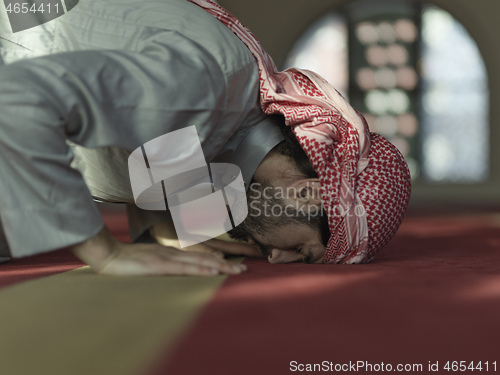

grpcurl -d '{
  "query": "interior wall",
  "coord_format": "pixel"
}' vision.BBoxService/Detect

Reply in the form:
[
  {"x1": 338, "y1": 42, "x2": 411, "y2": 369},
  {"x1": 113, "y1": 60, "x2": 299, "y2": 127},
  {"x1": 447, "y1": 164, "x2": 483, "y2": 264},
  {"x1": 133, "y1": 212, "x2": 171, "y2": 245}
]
[{"x1": 218, "y1": 0, "x2": 500, "y2": 208}]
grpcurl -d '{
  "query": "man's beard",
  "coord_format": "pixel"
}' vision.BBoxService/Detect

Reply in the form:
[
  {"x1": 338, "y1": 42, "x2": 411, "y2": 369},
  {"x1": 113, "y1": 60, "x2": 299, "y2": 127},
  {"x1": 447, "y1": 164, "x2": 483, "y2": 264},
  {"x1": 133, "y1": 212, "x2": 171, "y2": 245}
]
[{"x1": 228, "y1": 180, "x2": 323, "y2": 254}]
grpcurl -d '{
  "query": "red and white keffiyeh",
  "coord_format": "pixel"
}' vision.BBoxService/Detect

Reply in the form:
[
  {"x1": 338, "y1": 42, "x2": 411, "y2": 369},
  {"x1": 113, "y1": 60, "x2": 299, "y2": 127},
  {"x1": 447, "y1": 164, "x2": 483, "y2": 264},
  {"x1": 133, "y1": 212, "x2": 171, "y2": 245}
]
[{"x1": 189, "y1": 0, "x2": 412, "y2": 263}]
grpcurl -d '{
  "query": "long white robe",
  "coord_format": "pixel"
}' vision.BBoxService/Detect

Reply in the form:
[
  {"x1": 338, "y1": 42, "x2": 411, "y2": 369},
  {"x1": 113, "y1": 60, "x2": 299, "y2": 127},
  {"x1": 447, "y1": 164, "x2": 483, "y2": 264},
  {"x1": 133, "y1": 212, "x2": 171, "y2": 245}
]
[{"x1": 0, "y1": 0, "x2": 280, "y2": 257}]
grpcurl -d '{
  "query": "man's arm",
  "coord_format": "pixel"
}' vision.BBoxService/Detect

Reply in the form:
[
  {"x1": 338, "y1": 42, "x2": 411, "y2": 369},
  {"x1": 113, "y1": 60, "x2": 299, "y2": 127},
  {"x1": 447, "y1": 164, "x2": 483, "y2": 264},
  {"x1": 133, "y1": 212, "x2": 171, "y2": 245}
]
[
  {"x1": 71, "y1": 227, "x2": 246, "y2": 276},
  {"x1": 0, "y1": 46, "x2": 241, "y2": 275}
]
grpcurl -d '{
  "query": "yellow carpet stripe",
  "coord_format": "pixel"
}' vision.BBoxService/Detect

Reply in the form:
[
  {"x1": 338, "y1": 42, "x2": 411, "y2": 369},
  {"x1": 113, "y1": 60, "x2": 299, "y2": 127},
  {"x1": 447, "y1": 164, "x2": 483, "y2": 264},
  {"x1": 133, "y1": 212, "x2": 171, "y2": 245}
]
[{"x1": 0, "y1": 265, "x2": 234, "y2": 375}]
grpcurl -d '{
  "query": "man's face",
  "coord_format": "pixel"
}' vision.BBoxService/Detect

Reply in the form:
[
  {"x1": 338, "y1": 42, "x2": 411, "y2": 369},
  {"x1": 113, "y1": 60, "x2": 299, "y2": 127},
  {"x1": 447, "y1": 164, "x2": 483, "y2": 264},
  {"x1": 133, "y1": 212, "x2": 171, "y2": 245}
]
[
  {"x1": 251, "y1": 223, "x2": 326, "y2": 264},
  {"x1": 231, "y1": 181, "x2": 327, "y2": 264},
  {"x1": 229, "y1": 146, "x2": 328, "y2": 264}
]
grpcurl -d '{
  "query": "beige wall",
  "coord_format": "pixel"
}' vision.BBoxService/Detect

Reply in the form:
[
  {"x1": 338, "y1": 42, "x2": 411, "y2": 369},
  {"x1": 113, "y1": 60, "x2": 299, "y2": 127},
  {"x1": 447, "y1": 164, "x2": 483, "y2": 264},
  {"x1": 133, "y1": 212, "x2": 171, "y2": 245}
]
[{"x1": 219, "y1": 0, "x2": 500, "y2": 207}]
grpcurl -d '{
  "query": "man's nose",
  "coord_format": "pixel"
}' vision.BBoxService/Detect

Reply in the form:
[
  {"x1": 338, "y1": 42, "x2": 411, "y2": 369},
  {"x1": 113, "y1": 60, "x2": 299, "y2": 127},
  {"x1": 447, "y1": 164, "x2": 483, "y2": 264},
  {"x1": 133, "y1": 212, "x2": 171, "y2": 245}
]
[{"x1": 268, "y1": 248, "x2": 303, "y2": 264}]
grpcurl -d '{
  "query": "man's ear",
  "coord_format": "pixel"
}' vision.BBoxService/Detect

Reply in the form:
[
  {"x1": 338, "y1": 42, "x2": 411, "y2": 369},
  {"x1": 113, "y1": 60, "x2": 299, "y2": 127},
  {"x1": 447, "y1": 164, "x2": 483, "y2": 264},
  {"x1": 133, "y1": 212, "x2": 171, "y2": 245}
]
[{"x1": 286, "y1": 178, "x2": 322, "y2": 205}]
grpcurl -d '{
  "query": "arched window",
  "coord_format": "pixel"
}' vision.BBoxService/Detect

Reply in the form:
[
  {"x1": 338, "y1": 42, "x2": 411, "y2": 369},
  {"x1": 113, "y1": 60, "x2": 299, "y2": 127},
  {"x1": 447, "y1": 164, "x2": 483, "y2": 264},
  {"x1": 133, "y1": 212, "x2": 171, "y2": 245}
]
[
  {"x1": 285, "y1": 13, "x2": 349, "y2": 98},
  {"x1": 284, "y1": 1, "x2": 489, "y2": 184}
]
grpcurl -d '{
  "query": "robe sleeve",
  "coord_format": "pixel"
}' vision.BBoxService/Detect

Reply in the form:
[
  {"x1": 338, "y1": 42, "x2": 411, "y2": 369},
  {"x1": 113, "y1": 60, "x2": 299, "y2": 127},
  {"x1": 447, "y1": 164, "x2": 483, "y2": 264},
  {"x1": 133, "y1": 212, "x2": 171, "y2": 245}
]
[{"x1": 0, "y1": 41, "x2": 229, "y2": 257}]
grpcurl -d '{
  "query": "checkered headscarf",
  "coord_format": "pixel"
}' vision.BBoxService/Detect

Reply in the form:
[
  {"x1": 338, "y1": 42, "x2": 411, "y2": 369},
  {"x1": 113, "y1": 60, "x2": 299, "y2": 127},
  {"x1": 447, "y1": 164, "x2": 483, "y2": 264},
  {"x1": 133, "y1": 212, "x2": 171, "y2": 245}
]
[{"x1": 189, "y1": 0, "x2": 412, "y2": 263}]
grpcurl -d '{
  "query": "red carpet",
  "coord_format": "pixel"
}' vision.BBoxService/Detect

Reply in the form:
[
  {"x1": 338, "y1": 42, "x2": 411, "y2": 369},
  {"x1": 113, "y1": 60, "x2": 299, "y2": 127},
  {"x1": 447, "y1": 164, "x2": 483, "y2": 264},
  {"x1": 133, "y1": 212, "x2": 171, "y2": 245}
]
[
  {"x1": 2, "y1": 209, "x2": 499, "y2": 375},
  {"x1": 153, "y1": 213, "x2": 500, "y2": 375}
]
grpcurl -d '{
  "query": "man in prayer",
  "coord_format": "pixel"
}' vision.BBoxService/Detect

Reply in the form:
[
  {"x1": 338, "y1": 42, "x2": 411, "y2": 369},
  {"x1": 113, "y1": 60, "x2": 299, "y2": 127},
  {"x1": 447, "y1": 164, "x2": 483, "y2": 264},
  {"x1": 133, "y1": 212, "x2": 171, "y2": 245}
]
[{"x1": 0, "y1": 0, "x2": 411, "y2": 276}]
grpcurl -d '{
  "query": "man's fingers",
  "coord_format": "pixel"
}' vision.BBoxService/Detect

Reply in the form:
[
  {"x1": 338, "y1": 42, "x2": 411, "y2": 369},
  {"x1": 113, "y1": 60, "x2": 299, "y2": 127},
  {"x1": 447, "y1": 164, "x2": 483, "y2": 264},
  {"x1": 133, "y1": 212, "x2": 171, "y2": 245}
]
[
  {"x1": 152, "y1": 258, "x2": 245, "y2": 277},
  {"x1": 182, "y1": 243, "x2": 224, "y2": 258},
  {"x1": 163, "y1": 249, "x2": 246, "y2": 274},
  {"x1": 205, "y1": 239, "x2": 263, "y2": 257},
  {"x1": 91, "y1": 242, "x2": 247, "y2": 277},
  {"x1": 101, "y1": 259, "x2": 220, "y2": 277},
  {"x1": 154, "y1": 262, "x2": 220, "y2": 277}
]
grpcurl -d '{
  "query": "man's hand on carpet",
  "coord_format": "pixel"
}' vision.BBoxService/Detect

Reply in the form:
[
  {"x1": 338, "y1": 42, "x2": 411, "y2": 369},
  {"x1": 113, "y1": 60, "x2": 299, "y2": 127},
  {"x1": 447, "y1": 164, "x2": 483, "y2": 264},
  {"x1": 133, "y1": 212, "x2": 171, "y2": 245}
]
[
  {"x1": 204, "y1": 239, "x2": 262, "y2": 257},
  {"x1": 71, "y1": 227, "x2": 247, "y2": 276},
  {"x1": 150, "y1": 221, "x2": 263, "y2": 258},
  {"x1": 174, "y1": 239, "x2": 262, "y2": 259}
]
